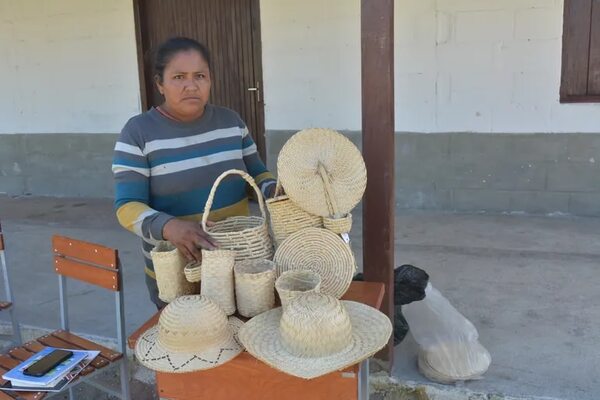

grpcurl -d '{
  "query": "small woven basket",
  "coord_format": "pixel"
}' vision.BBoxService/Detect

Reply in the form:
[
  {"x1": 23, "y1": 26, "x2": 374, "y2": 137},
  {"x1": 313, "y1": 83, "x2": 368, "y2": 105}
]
[
  {"x1": 200, "y1": 249, "x2": 236, "y2": 315},
  {"x1": 150, "y1": 242, "x2": 198, "y2": 303},
  {"x1": 203, "y1": 169, "x2": 274, "y2": 261},
  {"x1": 234, "y1": 259, "x2": 276, "y2": 318},
  {"x1": 266, "y1": 181, "x2": 323, "y2": 246},
  {"x1": 275, "y1": 270, "x2": 321, "y2": 310},
  {"x1": 323, "y1": 213, "x2": 353, "y2": 234},
  {"x1": 184, "y1": 261, "x2": 202, "y2": 283}
]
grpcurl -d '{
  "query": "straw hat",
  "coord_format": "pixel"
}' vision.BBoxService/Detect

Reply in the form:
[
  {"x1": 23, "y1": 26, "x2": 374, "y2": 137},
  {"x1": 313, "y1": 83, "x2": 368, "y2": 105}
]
[
  {"x1": 135, "y1": 295, "x2": 244, "y2": 373},
  {"x1": 277, "y1": 128, "x2": 367, "y2": 217},
  {"x1": 274, "y1": 228, "x2": 355, "y2": 298},
  {"x1": 417, "y1": 340, "x2": 491, "y2": 384},
  {"x1": 239, "y1": 292, "x2": 392, "y2": 379}
]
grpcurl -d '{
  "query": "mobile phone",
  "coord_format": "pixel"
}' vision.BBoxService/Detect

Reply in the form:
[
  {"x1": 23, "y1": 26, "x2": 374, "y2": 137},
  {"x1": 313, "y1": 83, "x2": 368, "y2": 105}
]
[{"x1": 23, "y1": 349, "x2": 73, "y2": 377}]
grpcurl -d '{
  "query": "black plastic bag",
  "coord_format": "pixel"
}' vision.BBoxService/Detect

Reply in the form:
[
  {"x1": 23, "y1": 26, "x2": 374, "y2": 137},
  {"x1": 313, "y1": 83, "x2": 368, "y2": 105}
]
[{"x1": 353, "y1": 264, "x2": 429, "y2": 345}]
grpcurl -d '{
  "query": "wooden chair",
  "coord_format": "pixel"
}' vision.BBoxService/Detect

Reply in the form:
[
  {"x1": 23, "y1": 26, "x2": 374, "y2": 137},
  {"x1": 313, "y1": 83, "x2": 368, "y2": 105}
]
[
  {"x1": 0, "y1": 236, "x2": 131, "y2": 400},
  {"x1": 0, "y1": 222, "x2": 23, "y2": 348}
]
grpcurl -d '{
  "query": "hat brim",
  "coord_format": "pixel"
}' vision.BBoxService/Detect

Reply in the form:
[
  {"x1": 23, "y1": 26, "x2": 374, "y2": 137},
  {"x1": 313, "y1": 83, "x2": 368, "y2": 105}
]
[
  {"x1": 239, "y1": 301, "x2": 392, "y2": 379},
  {"x1": 135, "y1": 317, "x2": 244, "y2": 373}
]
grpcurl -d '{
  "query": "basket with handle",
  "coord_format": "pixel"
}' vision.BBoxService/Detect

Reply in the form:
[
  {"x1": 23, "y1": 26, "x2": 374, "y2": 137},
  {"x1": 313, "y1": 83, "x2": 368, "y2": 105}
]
[
  {"x1": 266, "y1": 180, "x2": 323, "y2": 246},
  {"x1": 234, "y1": 259, "x2": 276, "y2": 318},
  {"x1": 200, "y1": 249, "x2": 236, "y2": 315},
  {"x1": 202, "y1": 169, "x2": 274, "y2": 261}
]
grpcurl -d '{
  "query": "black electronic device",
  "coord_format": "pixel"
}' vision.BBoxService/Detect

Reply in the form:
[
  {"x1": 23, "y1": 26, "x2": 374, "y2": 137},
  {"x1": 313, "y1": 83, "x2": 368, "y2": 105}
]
[{"x1": 22, "y1": 349, "x2": 73, "y2": 377}]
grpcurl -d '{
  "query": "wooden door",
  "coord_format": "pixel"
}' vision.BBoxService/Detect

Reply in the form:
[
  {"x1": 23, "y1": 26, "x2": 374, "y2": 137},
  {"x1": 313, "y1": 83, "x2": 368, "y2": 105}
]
[{"x1": 133, "y1": 0, "x2": 266, "y2": 160}]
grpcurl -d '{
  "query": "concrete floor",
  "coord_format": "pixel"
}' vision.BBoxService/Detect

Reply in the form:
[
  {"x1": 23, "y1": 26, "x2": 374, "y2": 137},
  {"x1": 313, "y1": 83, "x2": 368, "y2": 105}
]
[{"x1": 0, "y1": 195, "x2": 599, "y2": 399}]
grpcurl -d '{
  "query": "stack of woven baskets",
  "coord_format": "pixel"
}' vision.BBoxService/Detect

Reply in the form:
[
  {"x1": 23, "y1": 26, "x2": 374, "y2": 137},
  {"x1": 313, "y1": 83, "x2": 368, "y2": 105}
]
[
  {"x1": 150, "y1": 128, "x2": 366, "y2": 314},
  {"x1": 270, "y1": 128, "x2": 367, "y2": 299},
  {"x1": 151, "y1": 168, "x2": 277, "y2": 318}
]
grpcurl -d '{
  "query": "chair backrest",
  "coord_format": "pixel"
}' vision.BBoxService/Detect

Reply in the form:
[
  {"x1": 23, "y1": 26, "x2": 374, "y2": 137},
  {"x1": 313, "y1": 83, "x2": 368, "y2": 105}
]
[
  {"x1": 52, "y1": 235, "x2": 126, "y2": 354},
  {"x1": 53, "y1": 235, "x2": 120, "y2": 291}
]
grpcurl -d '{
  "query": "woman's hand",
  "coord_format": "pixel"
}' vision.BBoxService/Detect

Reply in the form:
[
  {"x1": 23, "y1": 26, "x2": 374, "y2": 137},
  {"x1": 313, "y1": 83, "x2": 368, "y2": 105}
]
[{"x1": 162, "y1": 219, "x2": 218, "y2": 262}]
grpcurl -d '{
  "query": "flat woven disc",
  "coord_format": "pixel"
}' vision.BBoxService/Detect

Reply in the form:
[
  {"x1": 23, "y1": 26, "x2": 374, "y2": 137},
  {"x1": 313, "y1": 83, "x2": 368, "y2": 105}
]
[
  {"x1": 274, "y1": 228, "x2": 356, "y2": 298},
  {"x1": 277, "y1": 128, "x2": 367, "y2": 217}
]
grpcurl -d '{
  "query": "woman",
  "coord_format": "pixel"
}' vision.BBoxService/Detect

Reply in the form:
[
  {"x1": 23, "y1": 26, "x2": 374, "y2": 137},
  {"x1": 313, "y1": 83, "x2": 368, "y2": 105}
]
[{"x1": 112, "y1": 37, "x2": 276, "y2": 308}]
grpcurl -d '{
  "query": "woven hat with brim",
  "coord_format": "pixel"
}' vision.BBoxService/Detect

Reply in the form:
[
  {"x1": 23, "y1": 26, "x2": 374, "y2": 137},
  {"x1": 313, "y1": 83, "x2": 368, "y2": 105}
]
[
  {"x1": 135, "y1": 295, "x2": 244, "y2": 373},
  {"x1": 277, "y1": 128, "x2": 367, "y2": 218},
  {"x1": 417, "y1": 340, "x2": 491, "y2": 384},
  {"x1": 239, "y1": 292, "x2": 392, "y2": 379}
]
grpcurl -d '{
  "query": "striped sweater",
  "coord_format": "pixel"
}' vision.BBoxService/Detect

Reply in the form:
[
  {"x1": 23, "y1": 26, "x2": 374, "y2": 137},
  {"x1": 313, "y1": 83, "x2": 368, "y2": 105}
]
[{"x1": 112, "y1": 105, "x2": 275, "y2": 278}]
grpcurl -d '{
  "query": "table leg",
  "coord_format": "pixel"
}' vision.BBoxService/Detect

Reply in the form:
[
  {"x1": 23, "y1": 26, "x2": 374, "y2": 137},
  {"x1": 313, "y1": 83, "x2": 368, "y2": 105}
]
[{"x1": 358, "y1": 359, "x2": 369, "y2": 400}]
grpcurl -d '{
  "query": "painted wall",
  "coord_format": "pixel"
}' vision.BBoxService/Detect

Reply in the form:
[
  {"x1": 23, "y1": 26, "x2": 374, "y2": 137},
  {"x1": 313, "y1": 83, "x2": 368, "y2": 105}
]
[
  {"x1": 260, "y1": 0, "x2": 600, "y2": 133},
  {"x1": 2, "y1": 0, "x2": 596, "y2": 135},
  {"x1": 0, "y1": 0, "x2": 141, "y2": 134}
]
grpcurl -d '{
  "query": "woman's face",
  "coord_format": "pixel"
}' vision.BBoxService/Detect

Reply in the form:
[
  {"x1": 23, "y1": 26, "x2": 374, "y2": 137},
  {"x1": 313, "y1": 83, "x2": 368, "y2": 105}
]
[{"x1": 156, "y1": 50, "x2": 211, "y2": 121}]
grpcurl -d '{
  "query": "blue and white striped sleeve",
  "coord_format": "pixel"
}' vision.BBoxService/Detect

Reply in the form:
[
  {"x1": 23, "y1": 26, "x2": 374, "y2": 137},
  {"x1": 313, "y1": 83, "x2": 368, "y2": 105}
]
[{"x1": 112, "y1": 119, "x2": 174, "y2": 241}]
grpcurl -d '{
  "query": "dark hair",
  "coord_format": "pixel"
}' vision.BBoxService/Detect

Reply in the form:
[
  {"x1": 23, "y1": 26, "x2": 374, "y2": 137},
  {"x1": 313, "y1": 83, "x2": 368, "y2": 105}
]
[{"x1": 154, "y1": 37, "x2": 211, "y2": 82}]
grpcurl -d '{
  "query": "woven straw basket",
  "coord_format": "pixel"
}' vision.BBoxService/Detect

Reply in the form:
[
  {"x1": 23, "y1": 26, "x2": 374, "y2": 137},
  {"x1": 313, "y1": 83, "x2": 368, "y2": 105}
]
[
  {"x1": 275, "y1": 270, "x2": 321, "y2": 310},
  {"x1": 266, "y1": 181, "x2": 323, "y2": 246},
  {"x1": 184, "y1": 261, "x2": 202, "y2": 283},
  {"x1": 234, "y1": 259, "x2": 276, "y2": 318},
  {"x1": 274, "y1": 228, "x2": 355, "y2": 299},
  {"x1": 151, "y1": 242, "x2": 198, "y2": 303},
  {"x1": 202, "y1": 169, "x2": 274, "y2": 261},
  {"x1": 201, "y1": 249, "x2": 236, "y2": 315},
  {"x1": 323, "y1": 213, "x2": 353, "y2": 235}
]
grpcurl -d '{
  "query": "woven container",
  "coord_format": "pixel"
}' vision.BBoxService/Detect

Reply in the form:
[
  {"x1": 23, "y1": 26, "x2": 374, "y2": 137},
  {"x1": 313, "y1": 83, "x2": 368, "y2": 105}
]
[
  {"x1": 203, "y1": 169, "x2": 274, "y2": 262},
  {"x1": 323, "y1": 213, "x2": 353, "y2": 234},
  {"x1": 266, "y1": 181, "x2": 323, "y2": 246},
  {"x1": 184, "y1": 261, "x2": 202, "y2": 283},
  {"x1": 234, "y1": 259, "x2": 276, "y2": 318},
  {"x1": 201, "y1": 249, "x2": 236, "y2": 315},
  {"x1": 275, "y1": 270, "x2": 321, "y2": 310},
  {"x1": 150, "y1": 242, "x2": 198, "y2": 303},
  {"x1": 274, "y1": 228, "x2": 356, "y2": 299}
]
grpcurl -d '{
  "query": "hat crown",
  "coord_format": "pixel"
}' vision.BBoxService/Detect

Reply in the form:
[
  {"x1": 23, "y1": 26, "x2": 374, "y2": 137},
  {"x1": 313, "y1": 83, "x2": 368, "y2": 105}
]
[
  {"x1": 157, "y1": 295, "x2": 231, "y2": 352},
  {"x1": 279, "y1": 292, "x2": 352, "y2": 357}
]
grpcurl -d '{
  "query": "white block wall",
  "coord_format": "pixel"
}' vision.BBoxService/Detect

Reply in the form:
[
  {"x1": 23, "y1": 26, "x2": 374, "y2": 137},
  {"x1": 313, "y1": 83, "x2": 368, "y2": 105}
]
[
  {"x1": 261, "y1": 0, "x2": 600, "y2": 133},
  {"x1": 1, "y1": 0, "x2": 597, "y2": 134},
  {"x1": 0, "y1": 0, "x2": 141, "y2": 134}
]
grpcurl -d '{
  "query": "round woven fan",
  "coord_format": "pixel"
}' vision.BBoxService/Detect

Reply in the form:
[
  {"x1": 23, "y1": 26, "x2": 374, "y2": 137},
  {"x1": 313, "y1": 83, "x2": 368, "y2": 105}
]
[
  {"x1": 274, "y1": 228, "x2": 356, "y2": 298},
  {"x1": 277, "y1": 128, "x2": 367, "y2": 217}
]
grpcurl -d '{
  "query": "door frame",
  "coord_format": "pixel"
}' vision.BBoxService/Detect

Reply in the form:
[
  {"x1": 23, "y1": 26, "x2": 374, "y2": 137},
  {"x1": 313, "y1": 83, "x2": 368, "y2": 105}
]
[{"x1": 131, "y1": 0, "x2": 267, "y2": 161}]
